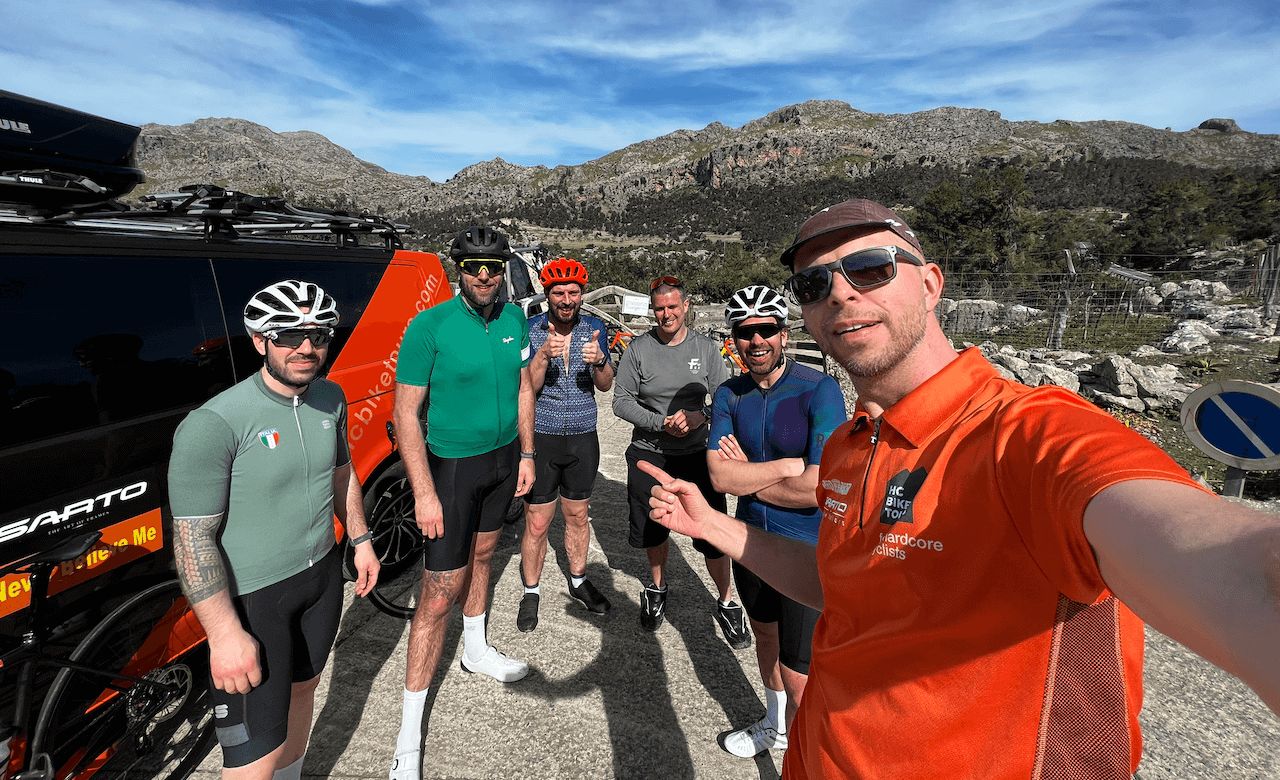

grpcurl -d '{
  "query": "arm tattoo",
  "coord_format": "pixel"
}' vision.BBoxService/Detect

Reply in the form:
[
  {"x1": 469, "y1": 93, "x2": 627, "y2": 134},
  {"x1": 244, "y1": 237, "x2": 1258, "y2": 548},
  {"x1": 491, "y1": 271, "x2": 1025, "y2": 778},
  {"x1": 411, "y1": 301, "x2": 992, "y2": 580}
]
[{"x1": 172, "y1": 514, "x2": 229, "y2": 605}]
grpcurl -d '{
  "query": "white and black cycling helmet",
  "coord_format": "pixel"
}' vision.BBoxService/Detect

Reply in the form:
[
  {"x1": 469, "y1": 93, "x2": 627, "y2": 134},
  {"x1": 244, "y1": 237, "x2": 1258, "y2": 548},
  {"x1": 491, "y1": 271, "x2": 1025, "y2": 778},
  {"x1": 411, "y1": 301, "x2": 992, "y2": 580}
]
[
  {"x1": 243, "y1": 280, "x2": 340, "y2": 334},
  {"x1": 725, "y1": 285, "x2": 789, "y2": 327}
]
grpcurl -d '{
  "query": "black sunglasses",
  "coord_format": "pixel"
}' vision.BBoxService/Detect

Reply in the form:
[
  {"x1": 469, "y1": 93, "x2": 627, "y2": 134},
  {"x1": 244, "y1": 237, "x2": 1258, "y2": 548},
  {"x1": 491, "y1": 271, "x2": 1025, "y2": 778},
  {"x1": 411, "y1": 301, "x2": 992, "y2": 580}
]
[
  {"x1": 266, "y1": 327, "x2": 334, "y2": 349},
  {"x1": 732, "y1": 322, "x2": 784, "y2": 341},
  {"x1": 785, "y1": 246, "x2": 924, "y2": 306},
  {"x1": 458, "y1": 259, "x2": 506, "y2": 276}
]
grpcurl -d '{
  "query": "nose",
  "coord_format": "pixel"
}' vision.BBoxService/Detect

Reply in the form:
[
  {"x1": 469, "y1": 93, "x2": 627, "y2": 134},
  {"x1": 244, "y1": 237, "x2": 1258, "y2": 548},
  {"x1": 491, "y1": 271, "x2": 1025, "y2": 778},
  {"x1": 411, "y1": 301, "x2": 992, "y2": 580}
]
[{"x1": 827, "y1": 270, "x2": 864, "y2": 306}]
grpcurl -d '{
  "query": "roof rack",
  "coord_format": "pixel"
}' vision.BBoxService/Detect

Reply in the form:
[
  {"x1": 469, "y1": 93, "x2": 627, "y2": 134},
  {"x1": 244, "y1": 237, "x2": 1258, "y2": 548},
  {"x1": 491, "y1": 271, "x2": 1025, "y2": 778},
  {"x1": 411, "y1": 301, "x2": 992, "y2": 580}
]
[{"x1": 1, "y1": 184, "x2": 412, "y2": 249}]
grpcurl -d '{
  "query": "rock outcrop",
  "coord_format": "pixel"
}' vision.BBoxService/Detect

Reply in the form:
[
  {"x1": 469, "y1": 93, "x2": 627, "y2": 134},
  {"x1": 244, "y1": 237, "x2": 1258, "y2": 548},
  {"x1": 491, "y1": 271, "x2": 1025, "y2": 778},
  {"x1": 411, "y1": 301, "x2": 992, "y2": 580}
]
[{"x1": 133, "y1": 101, "x2": 1280, "y2": 220}]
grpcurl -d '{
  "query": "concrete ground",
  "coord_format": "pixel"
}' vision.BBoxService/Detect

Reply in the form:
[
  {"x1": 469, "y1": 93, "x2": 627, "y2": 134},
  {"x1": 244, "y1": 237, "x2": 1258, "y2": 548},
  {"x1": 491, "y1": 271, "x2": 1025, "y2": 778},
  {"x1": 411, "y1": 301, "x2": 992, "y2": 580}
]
[{"x1": 190, "y1": 388, "x2": 1279, "y2": 780}]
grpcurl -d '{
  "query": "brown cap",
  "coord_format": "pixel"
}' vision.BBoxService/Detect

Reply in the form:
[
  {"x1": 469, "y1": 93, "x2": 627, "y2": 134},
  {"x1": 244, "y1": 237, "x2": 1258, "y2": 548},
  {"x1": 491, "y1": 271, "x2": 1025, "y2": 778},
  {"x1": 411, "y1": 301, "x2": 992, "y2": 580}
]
[{"x1": 779, "y1": 199, "x2": 925, "y2": 268}]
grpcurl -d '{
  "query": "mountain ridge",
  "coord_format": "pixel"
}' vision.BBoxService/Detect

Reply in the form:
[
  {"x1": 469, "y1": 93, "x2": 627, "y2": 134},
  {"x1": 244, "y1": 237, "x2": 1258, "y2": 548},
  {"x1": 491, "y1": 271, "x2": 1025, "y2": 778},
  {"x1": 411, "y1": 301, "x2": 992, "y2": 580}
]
[{"x1": 134, "y1": 100, "x2": 1280, "y2": 222}]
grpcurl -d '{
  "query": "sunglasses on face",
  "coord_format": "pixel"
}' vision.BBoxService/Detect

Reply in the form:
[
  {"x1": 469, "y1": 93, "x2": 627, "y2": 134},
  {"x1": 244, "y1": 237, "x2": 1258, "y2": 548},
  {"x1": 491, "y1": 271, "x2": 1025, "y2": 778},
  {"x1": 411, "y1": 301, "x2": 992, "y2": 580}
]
[
  {"x1": 732, "y1": 322, "x2": 784, "y2": 341},
  {"x1": 650, "y1": 276, "x2": 682, "y2": 291},
  {"x1": 785, "y1": 245, "x2": 924, "y2": 306},
  {"x1": 458, "y1": 259, "x2": 506, "y2": 277},
  {"x1": 266, "y1": 327, "x2": 334, "y2": 349}
]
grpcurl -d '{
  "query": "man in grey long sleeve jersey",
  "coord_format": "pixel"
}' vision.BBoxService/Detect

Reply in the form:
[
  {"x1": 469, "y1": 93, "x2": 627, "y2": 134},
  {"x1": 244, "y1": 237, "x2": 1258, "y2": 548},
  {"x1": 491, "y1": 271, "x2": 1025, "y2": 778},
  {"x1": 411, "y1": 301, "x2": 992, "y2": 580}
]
[{"x1": 612, "y1": 276, "x2": 749, "y2": 648}]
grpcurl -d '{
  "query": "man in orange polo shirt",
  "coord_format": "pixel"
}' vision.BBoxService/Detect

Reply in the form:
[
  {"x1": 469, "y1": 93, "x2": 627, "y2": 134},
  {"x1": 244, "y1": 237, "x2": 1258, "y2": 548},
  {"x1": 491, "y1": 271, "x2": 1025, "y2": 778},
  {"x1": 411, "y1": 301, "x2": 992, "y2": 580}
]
[{"x1": 640, "y1": 199, "x2": 1280, "y2": 779}]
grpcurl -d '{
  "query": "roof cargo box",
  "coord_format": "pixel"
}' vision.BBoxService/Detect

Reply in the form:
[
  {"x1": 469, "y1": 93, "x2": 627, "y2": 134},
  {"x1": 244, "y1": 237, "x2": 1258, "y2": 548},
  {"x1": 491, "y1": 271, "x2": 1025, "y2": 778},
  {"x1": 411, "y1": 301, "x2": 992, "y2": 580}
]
[{"x1": 0, "y1": 90, "x2": 145, "y2": 209}]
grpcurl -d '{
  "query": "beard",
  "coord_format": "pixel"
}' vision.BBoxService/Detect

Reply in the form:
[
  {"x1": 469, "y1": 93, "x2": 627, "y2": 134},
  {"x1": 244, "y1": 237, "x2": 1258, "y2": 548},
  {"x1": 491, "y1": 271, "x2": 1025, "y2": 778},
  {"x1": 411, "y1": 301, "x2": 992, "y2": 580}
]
[
  {"x1": 264, "y1": 348, "x2": 323, "y2": 388},
  {"x1": 461, "y1": 276, "x2": 501, "y2": 309},
  {"x1": 552, "y1": 301, "x2": 579, "y2": 325},
  {"x1": 828, "y1": 300, "x2": 930, "y2": 380}
]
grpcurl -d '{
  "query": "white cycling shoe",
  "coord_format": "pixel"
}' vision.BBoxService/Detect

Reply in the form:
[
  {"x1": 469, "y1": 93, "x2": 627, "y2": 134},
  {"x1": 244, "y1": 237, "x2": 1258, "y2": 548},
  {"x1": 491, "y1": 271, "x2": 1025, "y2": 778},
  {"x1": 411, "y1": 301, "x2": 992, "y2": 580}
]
[
  {"x1": 388, "y1": 750, "x2": 420, "y2": 780},
  {"x1": 460, "y1": 645, "x2": 529, "y2": 682},
  {"x1": 724, "y1": 716, "x2": 788, "y2": 758}
]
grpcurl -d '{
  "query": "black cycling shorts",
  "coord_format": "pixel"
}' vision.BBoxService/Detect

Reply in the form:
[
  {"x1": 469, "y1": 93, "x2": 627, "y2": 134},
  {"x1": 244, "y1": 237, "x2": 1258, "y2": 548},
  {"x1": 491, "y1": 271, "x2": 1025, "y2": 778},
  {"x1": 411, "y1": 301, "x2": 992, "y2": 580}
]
[
  {"x1": 625, "y1": 443, "x2": 726, "y2": 558},
  {"x1": 213, "y1": 543, "x2": 343, "y2": 767},
  {"x1": 732, "y1": 560, "x2": 819, "y2": 675},
  {"x1": 525, "y1": 431, "x2": 600, "y2": 504},
  {"x1": 424, "y1": 439, "x2": 520, "y2": 571}
]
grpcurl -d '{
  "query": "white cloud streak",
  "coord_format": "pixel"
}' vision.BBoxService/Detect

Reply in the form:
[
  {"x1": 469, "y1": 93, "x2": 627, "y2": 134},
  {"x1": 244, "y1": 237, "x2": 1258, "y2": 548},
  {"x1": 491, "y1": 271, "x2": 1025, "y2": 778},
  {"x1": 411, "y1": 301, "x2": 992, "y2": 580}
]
[{"x1": 3, "y1": 0, "x2": 1276, "y2": 182}]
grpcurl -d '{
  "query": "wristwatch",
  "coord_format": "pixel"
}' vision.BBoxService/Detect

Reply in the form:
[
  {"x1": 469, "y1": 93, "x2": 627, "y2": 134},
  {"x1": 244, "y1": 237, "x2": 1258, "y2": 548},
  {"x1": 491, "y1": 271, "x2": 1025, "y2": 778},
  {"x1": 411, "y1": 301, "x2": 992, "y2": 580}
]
[
  {"x1": 349, "y1": 530, "x2": 374, "y2": 546},
  {"x1": 591, "y1": 356, "x2": 609, "y2": 369},
  {"x1": 521, "y1": 451, "x2": 537, "y2": 459}
]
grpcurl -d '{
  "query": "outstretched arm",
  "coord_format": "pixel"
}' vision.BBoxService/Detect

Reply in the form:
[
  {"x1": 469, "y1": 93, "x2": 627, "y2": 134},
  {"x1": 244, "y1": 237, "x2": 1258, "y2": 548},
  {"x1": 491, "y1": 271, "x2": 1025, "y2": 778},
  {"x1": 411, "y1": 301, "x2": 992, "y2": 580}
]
[
  {"x1": 1084, "y1": 479, "x2": 1280, "y2": 715},
  {"x1": 173, "y1": 514, "x2": 261, "y2": 694},
  {"x1": 639, "y1": 460, "x2": 824, "y2": 610}
]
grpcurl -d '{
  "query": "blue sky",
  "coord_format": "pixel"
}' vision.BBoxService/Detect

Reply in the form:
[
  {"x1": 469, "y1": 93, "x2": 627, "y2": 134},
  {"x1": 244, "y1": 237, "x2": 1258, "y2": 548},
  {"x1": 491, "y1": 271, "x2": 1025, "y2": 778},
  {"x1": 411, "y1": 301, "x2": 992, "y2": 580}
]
[{"x1": 6, "y1": 0, "x2": 1278, "y2": 182}]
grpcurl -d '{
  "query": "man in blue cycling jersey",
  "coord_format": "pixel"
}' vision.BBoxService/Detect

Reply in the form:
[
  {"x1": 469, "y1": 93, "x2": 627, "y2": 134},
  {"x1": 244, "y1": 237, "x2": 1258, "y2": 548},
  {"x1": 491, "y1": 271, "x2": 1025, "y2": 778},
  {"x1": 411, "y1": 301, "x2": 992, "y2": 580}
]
[
  {"x1": 517, "y1": 257, "x2": 614, "y2": 631},
  {"x1": 708, "y1": 285, "x2": 846, "y2": 758}
]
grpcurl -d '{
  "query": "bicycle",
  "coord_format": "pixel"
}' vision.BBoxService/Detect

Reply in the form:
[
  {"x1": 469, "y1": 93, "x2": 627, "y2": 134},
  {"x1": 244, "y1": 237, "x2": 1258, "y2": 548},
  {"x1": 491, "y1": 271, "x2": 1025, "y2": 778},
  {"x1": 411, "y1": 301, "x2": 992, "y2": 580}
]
[{"x1": 1, "y1": 531, "x2": 214, "y2": 780}]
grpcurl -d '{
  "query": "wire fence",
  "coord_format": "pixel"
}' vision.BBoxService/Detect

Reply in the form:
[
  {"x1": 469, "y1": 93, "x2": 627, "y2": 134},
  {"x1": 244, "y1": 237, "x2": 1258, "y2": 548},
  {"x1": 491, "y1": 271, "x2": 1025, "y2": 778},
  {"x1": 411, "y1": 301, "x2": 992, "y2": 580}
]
[{"x1": 935, "y1": 264, "x2": 1276, "y2": 352}]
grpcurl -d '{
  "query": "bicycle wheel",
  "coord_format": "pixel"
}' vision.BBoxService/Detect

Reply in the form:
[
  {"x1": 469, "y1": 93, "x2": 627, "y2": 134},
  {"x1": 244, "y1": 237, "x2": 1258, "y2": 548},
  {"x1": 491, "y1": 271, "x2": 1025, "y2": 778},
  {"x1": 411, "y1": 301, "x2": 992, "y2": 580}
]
[
  {"x1": 362, "y1": 462, "x2": 424, "y2": 620},
  {"x1": 32, "y1": 580, "x2": 214, "y2": 780}
]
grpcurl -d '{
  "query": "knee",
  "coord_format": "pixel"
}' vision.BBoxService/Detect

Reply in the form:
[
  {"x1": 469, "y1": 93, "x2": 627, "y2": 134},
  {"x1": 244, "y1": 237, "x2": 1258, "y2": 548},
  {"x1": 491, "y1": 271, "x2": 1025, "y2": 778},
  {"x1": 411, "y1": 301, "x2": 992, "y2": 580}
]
[
  {"x1": 292, "y1": 674, "x2": 322, "y2": 699},
  {"x1": 524, "y1": 513, "x2": 553, "y2": 538}
]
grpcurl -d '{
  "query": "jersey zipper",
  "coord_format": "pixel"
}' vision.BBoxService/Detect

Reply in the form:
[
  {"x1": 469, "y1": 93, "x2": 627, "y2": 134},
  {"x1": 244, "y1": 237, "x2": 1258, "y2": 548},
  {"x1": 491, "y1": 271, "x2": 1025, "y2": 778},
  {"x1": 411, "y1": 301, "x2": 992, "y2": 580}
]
[
  {"x1": 293, "y1": 395, "x2": 315, "y2": 567},
  {"x1": 857, "y1": 418, "x2": 882, "y2": 529}
]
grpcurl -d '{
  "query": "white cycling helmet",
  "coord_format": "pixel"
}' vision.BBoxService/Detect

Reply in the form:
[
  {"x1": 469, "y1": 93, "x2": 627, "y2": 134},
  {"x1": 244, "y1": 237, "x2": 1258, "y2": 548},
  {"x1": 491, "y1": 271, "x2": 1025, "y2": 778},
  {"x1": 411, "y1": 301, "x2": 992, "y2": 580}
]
[
  {"x1": 243, "y1": 280, "x2": 340, "y2": 334},
  {"x1": 725, "y1": 285, "x2": 788, "y2": 327}
]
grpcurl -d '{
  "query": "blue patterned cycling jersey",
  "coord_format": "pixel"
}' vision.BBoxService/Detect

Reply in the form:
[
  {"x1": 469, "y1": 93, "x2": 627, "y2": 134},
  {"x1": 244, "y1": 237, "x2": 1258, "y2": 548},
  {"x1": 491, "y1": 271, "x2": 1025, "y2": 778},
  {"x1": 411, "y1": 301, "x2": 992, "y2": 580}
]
[
  {"x1": 709, "y1": 359, "x2": 847, "y2": 544},
  {"x1": 529, "y1": 312, "x2": 611, "y2": 435}
]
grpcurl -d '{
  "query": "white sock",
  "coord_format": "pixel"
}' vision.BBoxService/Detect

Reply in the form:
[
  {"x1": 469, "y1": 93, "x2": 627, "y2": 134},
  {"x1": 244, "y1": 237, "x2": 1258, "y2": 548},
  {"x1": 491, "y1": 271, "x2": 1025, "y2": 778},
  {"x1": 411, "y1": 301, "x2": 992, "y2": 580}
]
[
  {"x1": 524, "y1": 581, "x2": 541, "y2": 595},
  {"x1": 720, "y1": 598, "x2": 734, "y2": 608},
  {"x1": 463, "y1": 612, "x2": 488, "y2": 662},
  {"x1": 569, "y1": 573, "x2": 585, "y2": 589},
  {"x1": 272, "y1": 755, "x2": 304, "y2": 780},
  {"x1": 765, "y1": 687, "x2": 787, "y2": 731},
  {"x1": 396, "y1": 686, "x2": 429, "y2": 756}
]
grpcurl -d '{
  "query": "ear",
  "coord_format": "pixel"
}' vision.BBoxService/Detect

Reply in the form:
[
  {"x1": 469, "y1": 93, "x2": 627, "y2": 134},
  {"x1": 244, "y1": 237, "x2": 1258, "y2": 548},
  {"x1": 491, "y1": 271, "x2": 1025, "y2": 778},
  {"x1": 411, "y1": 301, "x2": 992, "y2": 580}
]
[
  {"x1": 921, "y1": 263, "x2": 945, "y2": 314},
  {"x1": 779, "y1": 325, "x2": 789, "y2": 349},
  {"x1": 251, "y1": 332, "x2": 268, "y2": 356}
]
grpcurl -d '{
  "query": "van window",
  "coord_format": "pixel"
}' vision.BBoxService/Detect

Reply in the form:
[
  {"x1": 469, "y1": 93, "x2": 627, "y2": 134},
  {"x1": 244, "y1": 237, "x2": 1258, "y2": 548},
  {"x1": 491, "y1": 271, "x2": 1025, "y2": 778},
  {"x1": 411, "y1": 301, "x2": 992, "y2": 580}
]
[
  {"x1": 211, "y1": 258, "x2": 390, "y2": 371},
  {"x1": 0, "y1": 256, "x2": 225, "y2": 449}
]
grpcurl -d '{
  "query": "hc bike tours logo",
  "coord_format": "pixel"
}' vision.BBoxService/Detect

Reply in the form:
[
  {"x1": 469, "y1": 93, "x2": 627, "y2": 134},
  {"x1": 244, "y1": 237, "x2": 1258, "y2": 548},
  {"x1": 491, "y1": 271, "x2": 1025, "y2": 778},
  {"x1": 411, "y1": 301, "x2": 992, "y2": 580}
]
[
  {"x1": 879, "y1": 467, "x2": 927, "y2": 525},
  {"x1": 258, "y1": 429, "x2": 281, "y2": 449}
]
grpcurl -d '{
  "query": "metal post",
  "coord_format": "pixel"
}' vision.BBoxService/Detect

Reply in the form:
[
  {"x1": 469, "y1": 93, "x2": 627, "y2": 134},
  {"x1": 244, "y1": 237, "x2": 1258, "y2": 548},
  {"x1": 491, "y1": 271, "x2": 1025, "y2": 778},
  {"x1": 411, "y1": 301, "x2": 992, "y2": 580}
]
[{"x1": 1222, "y1": 466, "x2": 1247, "y2": 498}]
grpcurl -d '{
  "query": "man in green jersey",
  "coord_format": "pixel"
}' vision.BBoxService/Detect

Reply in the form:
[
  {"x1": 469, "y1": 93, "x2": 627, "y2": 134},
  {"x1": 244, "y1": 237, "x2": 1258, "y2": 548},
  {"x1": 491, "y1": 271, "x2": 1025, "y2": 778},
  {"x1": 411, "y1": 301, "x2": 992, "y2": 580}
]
[
  {"x1": 169, "y1": 280, "x2": 379, "y2": 780},
  {"x1": 390, "y1": 226, "x2": 536, "y2": 780}
]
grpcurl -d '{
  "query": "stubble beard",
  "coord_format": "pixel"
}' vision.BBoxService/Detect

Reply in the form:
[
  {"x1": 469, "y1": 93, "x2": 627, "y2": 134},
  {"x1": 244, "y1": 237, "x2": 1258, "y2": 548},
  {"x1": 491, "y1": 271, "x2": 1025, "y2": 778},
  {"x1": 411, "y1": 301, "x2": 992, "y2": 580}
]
[
  {"x1": 828, "y1": 302, "x2": 930, "y2": 380},
  {"x1": 461, "y1": 277, "x2": 500, "y2": 309}
]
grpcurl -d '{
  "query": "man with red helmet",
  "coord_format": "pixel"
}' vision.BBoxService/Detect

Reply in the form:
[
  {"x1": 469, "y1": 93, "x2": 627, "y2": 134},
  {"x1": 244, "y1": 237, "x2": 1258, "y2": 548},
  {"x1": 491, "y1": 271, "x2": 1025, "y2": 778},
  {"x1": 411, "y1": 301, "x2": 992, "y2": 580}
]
[{"x1": 515, "y1": 257, "x2": 615, "y2": 631}]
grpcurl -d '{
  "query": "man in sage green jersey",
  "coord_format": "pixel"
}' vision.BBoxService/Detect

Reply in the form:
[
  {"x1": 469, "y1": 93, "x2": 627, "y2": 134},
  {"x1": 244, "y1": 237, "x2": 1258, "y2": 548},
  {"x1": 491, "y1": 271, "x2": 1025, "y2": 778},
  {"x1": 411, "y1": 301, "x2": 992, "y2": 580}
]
[
  {"x1": 169, "y1": 280, "x2": 379, "y2": 780},
  {"x1": 389, "y1": 226, "x2": 536, "y2": 780}
]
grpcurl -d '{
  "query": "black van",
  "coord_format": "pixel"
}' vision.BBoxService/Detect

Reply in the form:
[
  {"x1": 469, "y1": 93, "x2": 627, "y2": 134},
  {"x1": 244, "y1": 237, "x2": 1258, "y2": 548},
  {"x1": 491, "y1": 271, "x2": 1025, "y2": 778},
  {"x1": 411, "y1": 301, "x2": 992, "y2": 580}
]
[{"x1": 0, "y1": 91, "x2": 451, "y2": 780}]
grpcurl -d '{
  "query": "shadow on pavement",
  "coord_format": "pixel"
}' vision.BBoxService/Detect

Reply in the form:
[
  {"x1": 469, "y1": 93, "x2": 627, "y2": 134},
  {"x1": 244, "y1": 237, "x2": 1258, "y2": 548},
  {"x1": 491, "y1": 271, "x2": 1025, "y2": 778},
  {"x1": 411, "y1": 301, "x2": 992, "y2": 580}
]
[{"x1": 499, "y1": 471, "x2": 765, "y2": 778}]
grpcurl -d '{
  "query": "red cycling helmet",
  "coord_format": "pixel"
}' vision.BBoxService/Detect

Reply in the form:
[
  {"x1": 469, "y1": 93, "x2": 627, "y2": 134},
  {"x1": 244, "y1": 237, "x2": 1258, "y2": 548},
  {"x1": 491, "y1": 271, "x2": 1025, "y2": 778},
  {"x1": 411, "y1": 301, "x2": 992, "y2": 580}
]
[{"x1": 540, "y1": 257, "x2": 589, "y2": 289}]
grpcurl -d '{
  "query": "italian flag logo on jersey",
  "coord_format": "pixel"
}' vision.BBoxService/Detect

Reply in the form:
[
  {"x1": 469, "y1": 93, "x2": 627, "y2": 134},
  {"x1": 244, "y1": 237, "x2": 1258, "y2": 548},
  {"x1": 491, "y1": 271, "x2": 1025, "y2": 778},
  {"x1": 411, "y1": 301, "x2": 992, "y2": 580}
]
[{"x1": 258, "y1": 429, "x2": 280, "y2": 449}]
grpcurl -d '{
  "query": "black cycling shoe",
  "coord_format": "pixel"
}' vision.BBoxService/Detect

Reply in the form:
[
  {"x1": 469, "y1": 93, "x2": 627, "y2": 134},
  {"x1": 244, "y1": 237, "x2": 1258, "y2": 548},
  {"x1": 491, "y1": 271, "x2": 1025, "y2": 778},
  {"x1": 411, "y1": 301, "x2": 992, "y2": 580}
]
[
  {"x1": 715, "y1": 601, "x2": 752, "y2": 650},
  {"x1": 640, "y1": 583, "x2": 667, "y2": 631},
  {"x1": 568, "y1": 578, "x2": 611, "y2": 614},
  {"x1": 517, "y1": 592, "x2": 540, "y2": 632}
]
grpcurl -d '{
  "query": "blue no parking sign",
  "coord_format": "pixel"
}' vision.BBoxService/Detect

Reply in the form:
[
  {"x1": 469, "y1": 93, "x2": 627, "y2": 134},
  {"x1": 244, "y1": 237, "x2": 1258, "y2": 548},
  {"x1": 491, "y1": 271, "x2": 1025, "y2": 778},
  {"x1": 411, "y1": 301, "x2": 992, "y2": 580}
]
[{"x1": 1180, "y1": 381, "x2": 1280, "y2": 470}]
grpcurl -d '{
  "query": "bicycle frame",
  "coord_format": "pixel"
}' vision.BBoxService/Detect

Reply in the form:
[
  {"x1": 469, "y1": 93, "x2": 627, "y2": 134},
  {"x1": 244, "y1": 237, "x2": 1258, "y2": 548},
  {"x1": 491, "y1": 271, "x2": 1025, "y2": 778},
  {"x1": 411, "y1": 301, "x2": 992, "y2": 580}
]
[{"x1": 1, "y1": 533, "x2": 209, "y2": 780}]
